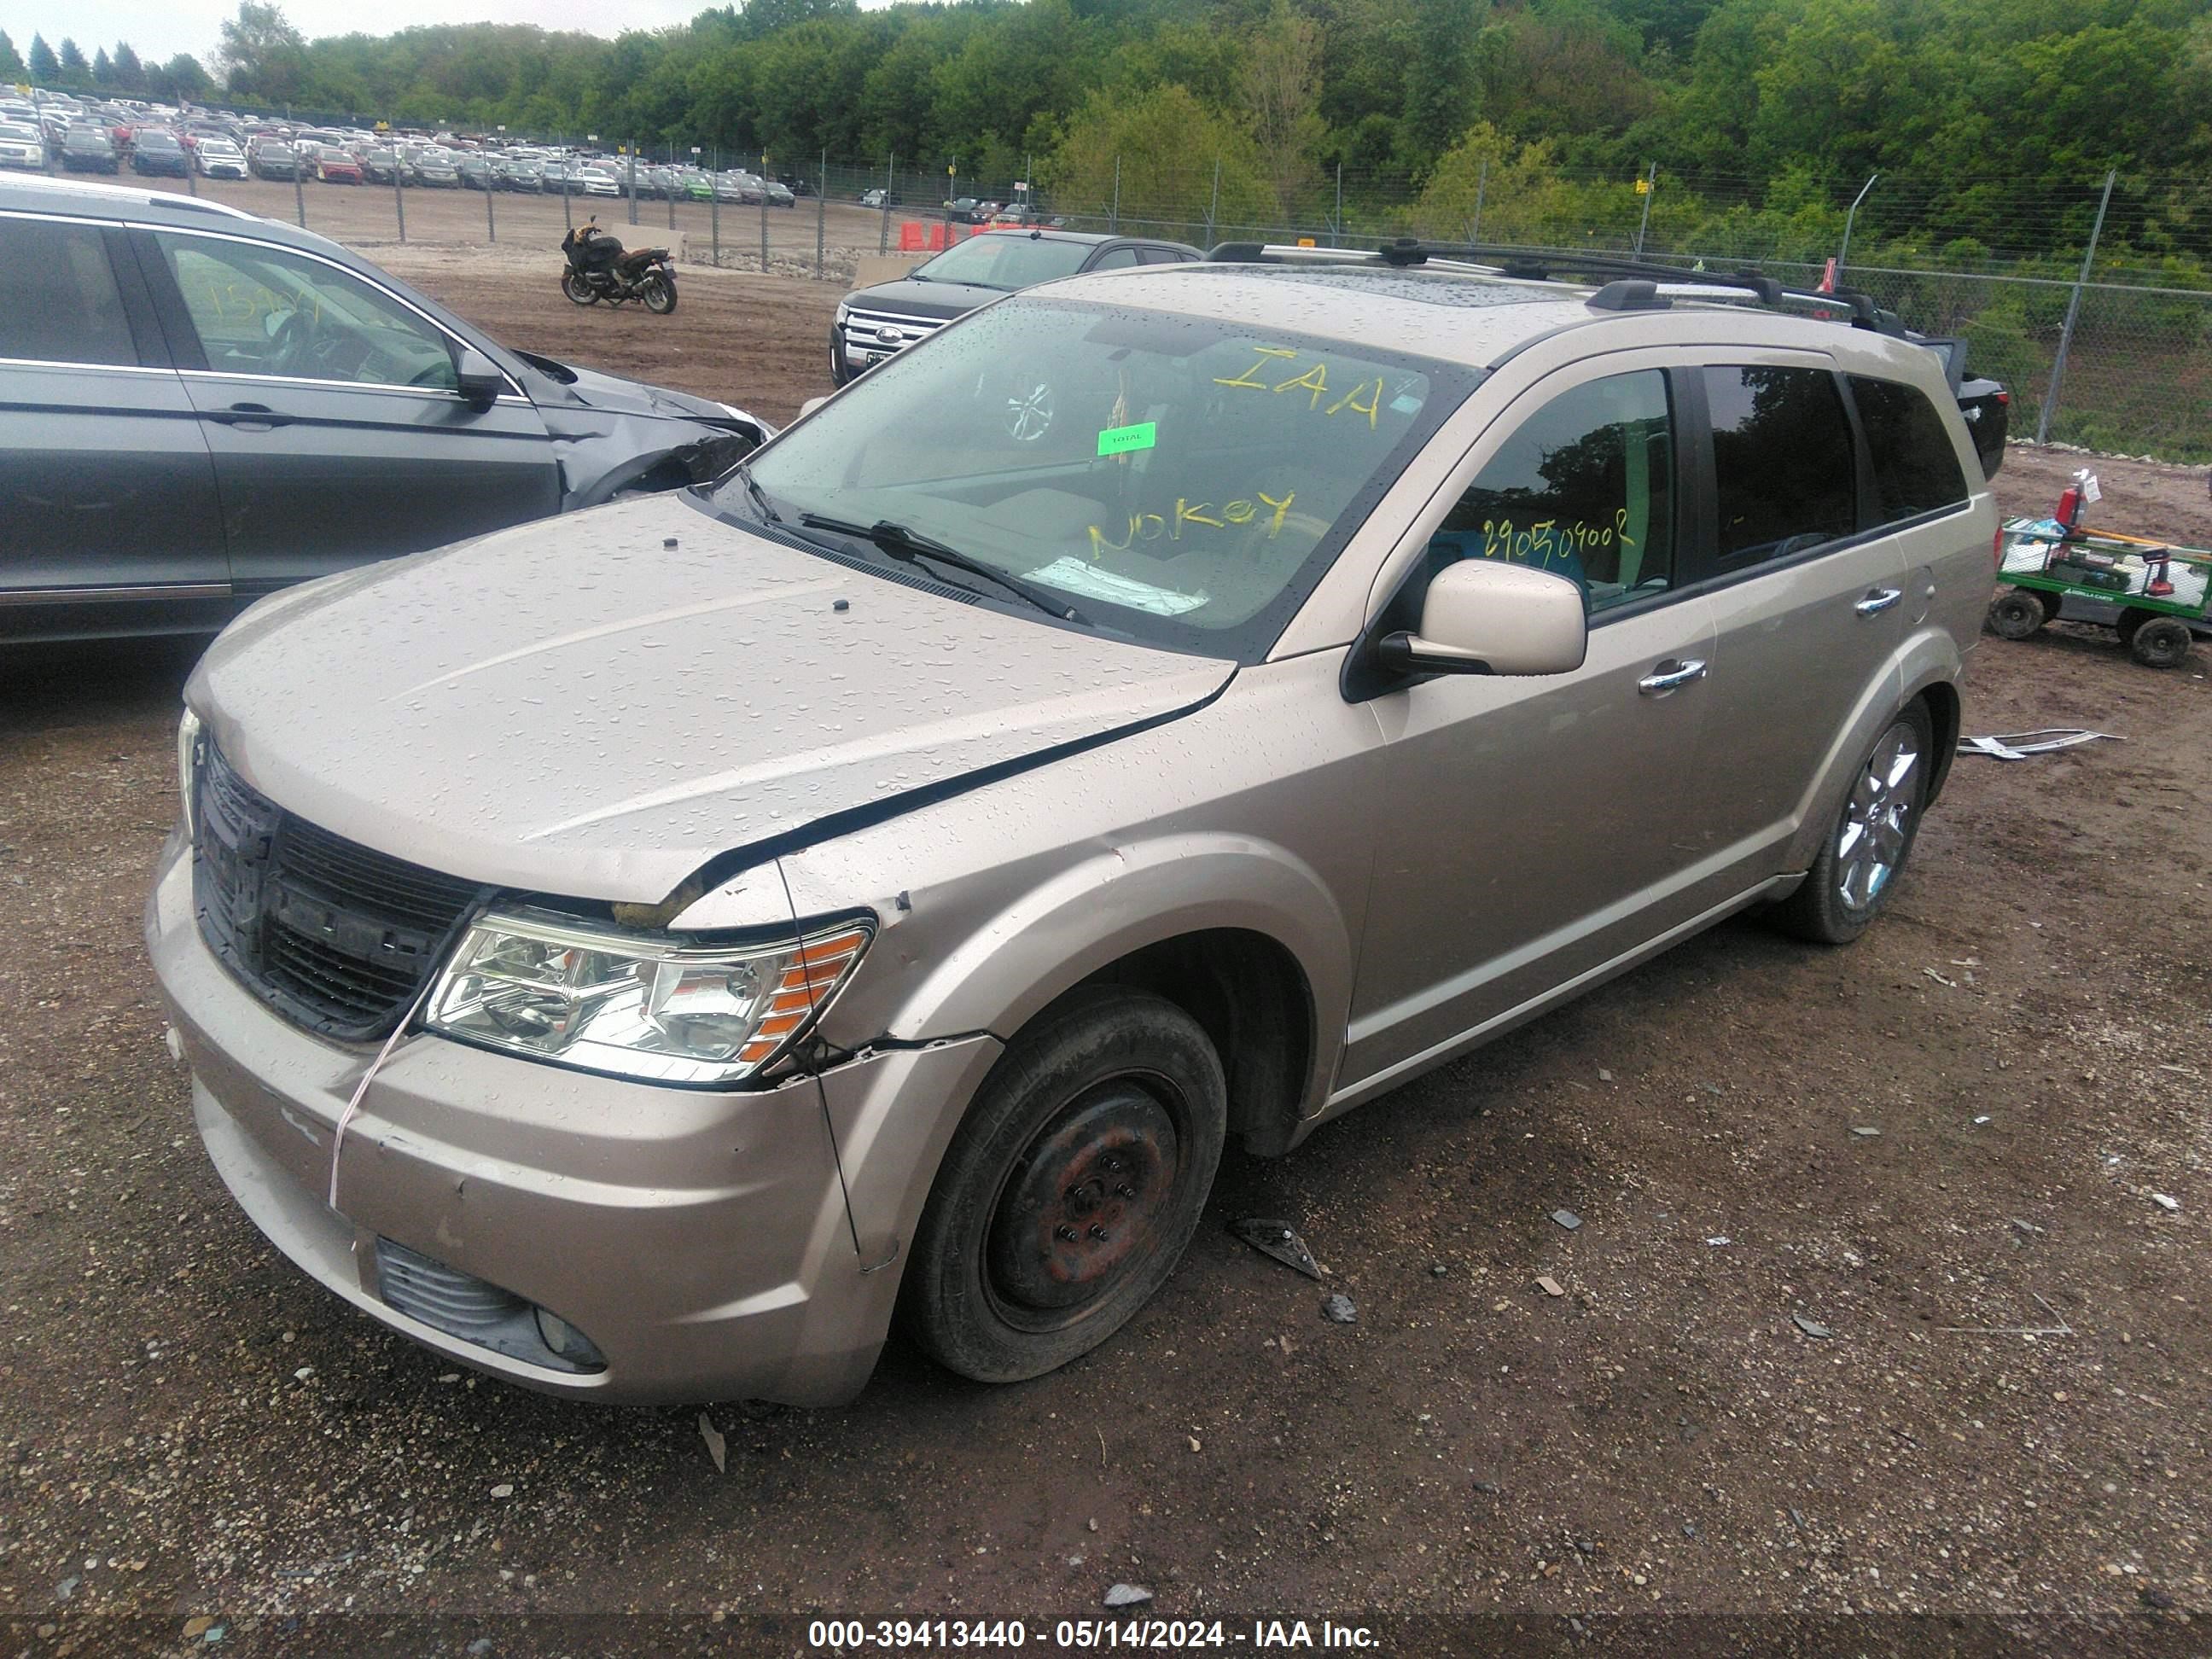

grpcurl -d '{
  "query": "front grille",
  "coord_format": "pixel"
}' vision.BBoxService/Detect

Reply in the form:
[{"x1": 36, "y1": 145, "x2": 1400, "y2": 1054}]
[
  {"x1": 840, "y1": 306, "x2": 946, "y2": 358},
  {"x1": 193, "y1": 744, "x2": 485, "y2": 1040}
]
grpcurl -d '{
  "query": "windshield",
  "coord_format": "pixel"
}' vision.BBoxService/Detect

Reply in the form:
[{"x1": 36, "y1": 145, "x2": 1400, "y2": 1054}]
[
  {"x1": 915, "y1": 234, "x2": 1094, "y2": 290},
  {"x1": 717, "y1": 296, "x2": 1472, "y2": 660}
]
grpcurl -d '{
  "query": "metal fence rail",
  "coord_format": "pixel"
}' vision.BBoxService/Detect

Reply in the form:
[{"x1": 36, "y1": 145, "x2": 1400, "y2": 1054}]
[{"x1": 90, "y1": 136, "x2": 2212, "y2": 464}]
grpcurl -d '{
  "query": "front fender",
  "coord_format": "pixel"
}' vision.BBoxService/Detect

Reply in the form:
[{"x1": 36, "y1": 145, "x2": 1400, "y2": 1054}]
[{"x1": 783, "y1": 832, "x2": 1354, "y2": 1122}]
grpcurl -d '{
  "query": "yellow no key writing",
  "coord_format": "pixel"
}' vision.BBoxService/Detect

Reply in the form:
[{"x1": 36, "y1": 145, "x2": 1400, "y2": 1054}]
[
  {"x1": 1214, "y1": 347, "x2": 1385, "y2": 428},
  {"x1": 1087, "y1": 492, "x2": 1296, "y2": 557}
]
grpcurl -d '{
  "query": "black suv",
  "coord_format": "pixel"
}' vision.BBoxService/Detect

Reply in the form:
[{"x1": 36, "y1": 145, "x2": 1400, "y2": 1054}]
[
  {"x1": 830, "y1": 230, "x2": 1201, "y2": 384},
  {"x1": 61, "y1": 125, "x2": 119, "y2": 175},
  {"x1": 0, "y1": 175, "x2": 771, "y2": 643}
]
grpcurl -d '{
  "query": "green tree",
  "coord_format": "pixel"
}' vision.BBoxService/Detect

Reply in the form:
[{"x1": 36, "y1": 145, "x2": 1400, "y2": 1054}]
[
  {"x1": 57, "y1": 38, "x2": 90, "y2": 84},
  {"x1": 93, "y1": 47, "x2": 115, "y2": 86},
  {"x1": 1044, "y1": 82, "x2": 1272, "y2": 230},
  {"x1": 27, "y1": 33, "x2": 58, "y2": 82},
  {"x1": 218, "y1": 2, "x2": 310, "y2": 102},
  {"x1": 1240, "y1": 1, "x2": 1328, "y2": 218},
  {"x1": 113, "y1": 42, "x2": 147, "y2": 92},
  {"x1": 0, "y1": 31, "x2": 25, "y2": 81}
]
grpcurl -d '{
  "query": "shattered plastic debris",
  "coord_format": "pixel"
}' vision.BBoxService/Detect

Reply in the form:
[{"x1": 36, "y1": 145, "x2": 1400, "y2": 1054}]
[
  {"x1": 1535, "y1": 1276, "x2": 1565, "y2": 1298},
  {"x1": 1791, "y1": 1315, "x2": 1834, "y2": 1340},
  {"x1": 1550, "y1": 1209, "x2": 1582, "y2": 1231},
  {"x1": 1321, "y1": 1293, "x2": 1358, "y2": 1324},
  {"x1": 1230, "y1": 1217, "x2": 1323, "y2": 1280},
  {"x1": 1103, "y1": 1584, "x2": 1154, "y2": 1609},
  {"x1": 2151, "y1": 1193, "x2": 2180, "y2": 1213},
  {"x1": 1958, "y1": 729, "x2": 2125, "y2": 761},
  {"x1": 699, "y1": 1412, "x2": 727, "y2": 1474}
]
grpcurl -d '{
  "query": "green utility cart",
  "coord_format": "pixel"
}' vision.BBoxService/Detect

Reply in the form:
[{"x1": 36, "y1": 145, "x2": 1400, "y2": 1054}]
[{"x1": 1989, "y1": 517, "x2": 2209, "y2": 670}]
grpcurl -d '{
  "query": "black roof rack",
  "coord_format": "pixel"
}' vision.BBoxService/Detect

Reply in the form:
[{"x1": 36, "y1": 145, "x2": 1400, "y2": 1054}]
[{"x1": 1204, "y1": 237, "x2": 1905, "y2": 335}]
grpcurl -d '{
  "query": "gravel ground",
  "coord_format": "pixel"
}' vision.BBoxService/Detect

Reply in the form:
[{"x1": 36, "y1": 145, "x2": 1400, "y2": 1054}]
[{"x1": 1, "y1": 243, "x2": 2208, "y2": 1656}]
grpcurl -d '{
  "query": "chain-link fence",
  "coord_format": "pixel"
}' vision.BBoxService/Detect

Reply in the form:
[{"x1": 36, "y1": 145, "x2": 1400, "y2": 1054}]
[{"x1": 97, "y1": 136, "x2": 2212, "y2": 463}]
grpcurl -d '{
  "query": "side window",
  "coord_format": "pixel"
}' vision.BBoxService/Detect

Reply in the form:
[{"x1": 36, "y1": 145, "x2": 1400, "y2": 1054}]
[
  {"x1": 1088, "y1": 247, "x2": 1140, "y2": 271},
  {"x1": 155, "y1": 234, "x2": 458, "y2": 392},
  {"x1": 0, "y1": 218, "x2": 137, "y2": 367},
  {"x1": 1138, "y1": 247, "x2": 1189, "y2": 265},
  {"x1": 1424, "y1": 370, "x2": 1675, "y2": 615},
  {"x1": 1705, "y1": 366, "x2": 1855, "y2": 562},
  {"x1": 1848, "y1": 375, "x2": 1970, "y2": 523}
]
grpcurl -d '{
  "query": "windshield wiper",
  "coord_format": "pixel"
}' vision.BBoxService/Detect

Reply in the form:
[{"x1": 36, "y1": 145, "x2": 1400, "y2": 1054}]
[
  {"x1": 797, "y1": 513, "x2": 1089, "y2": 626},
  {"x1": 731, "y1": 460, "x2": 780, "y2": 523}
]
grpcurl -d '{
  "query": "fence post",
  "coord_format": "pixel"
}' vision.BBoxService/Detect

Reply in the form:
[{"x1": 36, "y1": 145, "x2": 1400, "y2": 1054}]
[
  {"x1": 1111, "y1": 154, "x2": 1121, "y2": 233},
  {"x1": 1836, "y1": 172, "x2": 1878, "y2": 282},
  {"x1": 294, "y1": 161, "x2": 306, "y2": 229},
  {"x1": 816, "y1": 149, "x2": 827, "y2": 279},
  {"x1": 760, "y1": 168, "x2": 770, "y2": 272},
  {"x1": 878, "y1": 152, "x2": 893, "y2": 255},
  {"x1": 1633, "y1": 161, "x2": 1656, "y2": 254},
  {"x1": 2035, "y1": 169, "x2": 2117, "y2": 445},
  {"x1": 1208, "y1": 157, "x2": 1220, "y2": 244},
  {"x1": 393, "y1": 145, "x2": 406, "y2": 242},
  {"x1": 711, "y1": 146, "x2": 719, "y2": 266},
  {"x1": 486, "y1": 172, "x2": 496, "y2": 242},
  {"x1": 667, "y1": 159, "x2": 677, "y2": 232},
  {"x1": 1331, "y1": 162, "x2": 1342, "y2": 247},
  {"x1": 627, "y1": 145, "x2": 637, "y2": 225},
  {"x1": 1470, "y1": 159, "x2": 1487, "y2": 244},
  {"x1": 559, "y1": 148, "x2": 571, "y2": 231}
]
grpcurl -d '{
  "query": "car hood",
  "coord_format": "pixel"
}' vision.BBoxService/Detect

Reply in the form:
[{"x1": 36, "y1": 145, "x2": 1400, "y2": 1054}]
[
  {"x1": 189, "y1": 494, "x2": 1234, "y2": 905},
  {"x1": 845, "y1": 276, "x2": 1003, "y2": 322}
]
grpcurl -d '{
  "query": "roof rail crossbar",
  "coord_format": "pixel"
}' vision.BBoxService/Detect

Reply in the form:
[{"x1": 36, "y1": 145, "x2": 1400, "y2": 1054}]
[{"x1": 1207, "y1": 237, "x2": 1904, "y2": 335}]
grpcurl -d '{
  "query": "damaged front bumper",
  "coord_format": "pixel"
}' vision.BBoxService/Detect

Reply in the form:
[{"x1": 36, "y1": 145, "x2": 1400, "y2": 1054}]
[{"x1": 145, "y1": 834, "x2": 999, "y2": 1406}]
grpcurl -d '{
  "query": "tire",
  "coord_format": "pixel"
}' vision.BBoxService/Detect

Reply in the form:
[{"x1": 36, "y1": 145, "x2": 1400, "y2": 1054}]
[
  {"x1": 1774, "y1": 700, "x2": 1935, "y2": 946},
  {"x1": 2035, "y1": 589, "x2": 2065, "y2": 623},
  {"x1": 898, "y1": 987, "x2": 1227, "y2": 1383},
  {"x1": 641, "y1": 274, "x2": 677, "y2": 315},
  {"x1": 561, "y1": 271, "x2": 597, "y2": 306},
  {"x1": 2116, "y1": 606, "x2": 2154, "y2": 645},
  {"x1": 1985, "y1": 588, "x2": 2046, "y2": 641},
  {"x1": 2128, "y1": 616, "x2": 2195, "y2": 670}
]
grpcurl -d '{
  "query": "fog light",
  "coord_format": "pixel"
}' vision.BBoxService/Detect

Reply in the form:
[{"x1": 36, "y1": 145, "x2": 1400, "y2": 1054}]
[{"x1": 534, "y1": 1307, "x2": 607, "y2": 1369}]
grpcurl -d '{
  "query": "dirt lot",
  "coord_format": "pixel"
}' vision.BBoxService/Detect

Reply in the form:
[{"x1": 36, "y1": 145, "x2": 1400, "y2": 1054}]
[{"x1": 2, "y1": 238, "x2": 2209, "y2": 1655}]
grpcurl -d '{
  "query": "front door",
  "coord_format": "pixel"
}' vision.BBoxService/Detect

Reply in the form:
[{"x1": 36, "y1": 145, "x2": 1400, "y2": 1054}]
[
  {"x1": 1343, "y1": 365, "x2": 1717, "y2": 1090},
  {"x1": 134, "y1": 226, "x2": 561, "y2": 592}
]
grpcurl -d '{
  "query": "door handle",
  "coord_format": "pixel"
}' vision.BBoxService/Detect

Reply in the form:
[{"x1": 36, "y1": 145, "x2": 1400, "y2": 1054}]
[
  {"x1": 1638, "y1": 658, "x2": 1708, "y2": 696},
  {"x1": 207, "y1": 402, "x2": 290, "y2": 429},
  {"x1": 1854, "y1": 587, "x2": 1904, "y2": 616}
]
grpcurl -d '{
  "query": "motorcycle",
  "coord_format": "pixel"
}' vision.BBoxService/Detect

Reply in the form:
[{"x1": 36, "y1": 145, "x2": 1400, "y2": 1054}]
[{"x1": 560, "y1": 224, "x2": 678, "y2": 314}]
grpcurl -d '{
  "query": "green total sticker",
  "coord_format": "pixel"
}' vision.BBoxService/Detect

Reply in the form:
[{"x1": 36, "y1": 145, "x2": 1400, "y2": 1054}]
[{"x1": 1097, "y1": 421, "x2": 1158, "y2": 457}]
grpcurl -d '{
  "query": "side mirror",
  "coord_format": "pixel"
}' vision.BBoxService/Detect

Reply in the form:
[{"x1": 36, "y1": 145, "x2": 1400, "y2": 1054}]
[
  {"x1": 797, "y1": 394, "x2": 830, "y2": 420},
  {"x1": 454, "y1": 344, "x2": 505, "y2": 407},
  {"x1": 1377, "y1": 557, "x2": 1587, "y2": 678}
]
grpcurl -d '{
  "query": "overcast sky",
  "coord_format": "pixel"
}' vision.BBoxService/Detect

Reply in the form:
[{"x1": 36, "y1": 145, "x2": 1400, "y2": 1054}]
[{"x1": 8, "y1": 0, "x2": 760, "y2": 72}]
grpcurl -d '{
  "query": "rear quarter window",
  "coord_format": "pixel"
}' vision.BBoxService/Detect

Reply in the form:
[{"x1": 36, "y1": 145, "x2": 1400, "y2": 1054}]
[{"x1": 1848, "y1": 375, "x2": 1970, "y2": 523}]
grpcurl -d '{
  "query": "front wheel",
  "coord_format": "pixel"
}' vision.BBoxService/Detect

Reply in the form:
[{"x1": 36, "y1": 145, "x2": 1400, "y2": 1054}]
[
  {"x1": 1774, "y1": 700, "x2": 1934, "y2": 946},
  {"x1": 899, "y1": 987, "x2": 1226, "y2": 1383},
  {"x1": 1985, "y1": 588, "x2": 2046, "y2": 640},
  {"x1": 560, "y1": 271, "x2": 598, "y2": 306},
  {"x1": 641, "y1": 272, "x2": 678, "y2": 314}
]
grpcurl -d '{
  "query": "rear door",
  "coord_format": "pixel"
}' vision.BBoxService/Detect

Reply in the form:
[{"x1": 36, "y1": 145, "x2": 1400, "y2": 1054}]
[
  {"x1": 131, "y1": 224, "x2": 560, "y2": 593},
  {"x1": 0, "y1": 210, "x2": 230, "y2": 638},
  {"x1": 1674, "y1": 358, "x2": 1912, "y2": 888}
]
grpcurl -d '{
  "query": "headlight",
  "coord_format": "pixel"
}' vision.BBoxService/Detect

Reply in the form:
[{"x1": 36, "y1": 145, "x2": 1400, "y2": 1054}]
[
  {"x1": 834, "y1": 300, "x2": 850, "y2": 329},
  {"x1": 425, "y1": 909, "x2": 870, "y2": 1086},
  {"x1": 176, "y1": 707, "x2": 203, "y2": 841}
]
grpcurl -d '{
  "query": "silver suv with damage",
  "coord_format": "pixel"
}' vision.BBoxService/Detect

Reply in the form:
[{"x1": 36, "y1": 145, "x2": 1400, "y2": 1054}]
[{"x1": 148, "y1": 242, "x2": 1999, "y2": 1404}]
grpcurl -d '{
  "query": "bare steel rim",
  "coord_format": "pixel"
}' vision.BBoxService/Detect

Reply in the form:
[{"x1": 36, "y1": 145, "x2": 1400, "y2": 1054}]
[
  {"x1": 981, "y1": 1071, "x2": 1188, "y2": 1336},
  {"x1": 1836, "y1": 718, "x2": 1923, "y2": 913}
]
